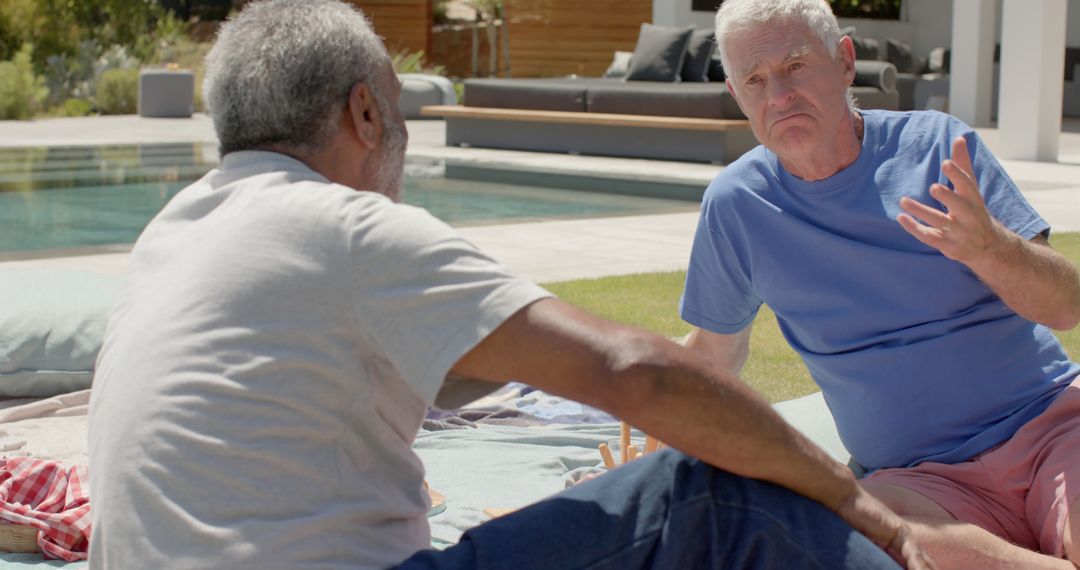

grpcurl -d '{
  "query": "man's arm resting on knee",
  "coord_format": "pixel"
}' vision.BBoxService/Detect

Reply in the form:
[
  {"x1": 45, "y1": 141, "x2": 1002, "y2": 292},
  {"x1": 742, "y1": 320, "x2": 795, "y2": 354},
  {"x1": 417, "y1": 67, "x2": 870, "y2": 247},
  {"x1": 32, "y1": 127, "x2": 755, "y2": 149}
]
[
  {"x1": 452, "y1": 298, "x2": 932, "y2": 569},
  {"x1": 453, "y1": 299, "x2": 844, "y2": 503}
]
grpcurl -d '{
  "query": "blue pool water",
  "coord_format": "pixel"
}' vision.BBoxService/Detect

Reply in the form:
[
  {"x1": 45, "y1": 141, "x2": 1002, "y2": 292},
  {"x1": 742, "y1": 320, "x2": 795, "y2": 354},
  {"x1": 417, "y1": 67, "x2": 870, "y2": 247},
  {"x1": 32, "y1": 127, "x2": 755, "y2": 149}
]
[{"x1": 0, "y1": 144, "x2": 698, "y2": 259}]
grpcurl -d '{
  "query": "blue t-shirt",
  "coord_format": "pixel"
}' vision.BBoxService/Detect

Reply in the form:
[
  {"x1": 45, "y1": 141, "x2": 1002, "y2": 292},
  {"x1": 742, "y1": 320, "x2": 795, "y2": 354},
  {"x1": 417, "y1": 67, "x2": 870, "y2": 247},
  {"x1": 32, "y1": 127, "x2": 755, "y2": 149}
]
[{"x1": 681, "y1": 110, "x2": 1080, "y2": 471}]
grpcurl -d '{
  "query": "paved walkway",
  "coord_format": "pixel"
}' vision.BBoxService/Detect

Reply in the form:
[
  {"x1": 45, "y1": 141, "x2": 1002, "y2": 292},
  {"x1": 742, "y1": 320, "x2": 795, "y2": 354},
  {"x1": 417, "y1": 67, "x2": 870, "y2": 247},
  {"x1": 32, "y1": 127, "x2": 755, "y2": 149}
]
[{"x1": 2, "y1": 114, "x2": 1079, "y2": 283}]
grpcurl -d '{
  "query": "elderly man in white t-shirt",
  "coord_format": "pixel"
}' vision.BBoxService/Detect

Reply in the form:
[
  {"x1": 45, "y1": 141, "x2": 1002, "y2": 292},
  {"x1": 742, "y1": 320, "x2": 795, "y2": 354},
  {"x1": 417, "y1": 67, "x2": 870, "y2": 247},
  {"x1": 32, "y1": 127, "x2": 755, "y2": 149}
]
[{"x1": 86, "y1": 1, "x2": 931, "y2": 569}]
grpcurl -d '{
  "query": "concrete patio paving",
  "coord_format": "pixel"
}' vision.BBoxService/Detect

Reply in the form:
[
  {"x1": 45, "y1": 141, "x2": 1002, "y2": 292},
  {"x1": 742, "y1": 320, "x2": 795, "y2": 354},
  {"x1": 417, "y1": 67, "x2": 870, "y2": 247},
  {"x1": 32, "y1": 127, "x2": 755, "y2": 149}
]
[{"x1": 2, "y1": 113, "x2": 1079, "y2": 283}]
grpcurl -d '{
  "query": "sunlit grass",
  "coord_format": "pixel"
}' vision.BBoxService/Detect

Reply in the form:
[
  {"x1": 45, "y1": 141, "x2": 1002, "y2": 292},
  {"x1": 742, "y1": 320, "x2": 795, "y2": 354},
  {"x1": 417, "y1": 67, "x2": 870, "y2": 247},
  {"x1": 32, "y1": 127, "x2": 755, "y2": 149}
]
[{"x1": 544, "y1": 232, "x2": 1080, "y2": 402}]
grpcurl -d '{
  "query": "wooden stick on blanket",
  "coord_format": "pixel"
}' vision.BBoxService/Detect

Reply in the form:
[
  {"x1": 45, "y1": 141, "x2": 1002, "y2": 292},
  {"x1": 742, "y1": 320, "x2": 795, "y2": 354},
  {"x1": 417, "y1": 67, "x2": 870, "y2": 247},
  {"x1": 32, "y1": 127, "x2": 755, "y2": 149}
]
[
  {"x1": 620, "y1": 421, "x2": 631, "y2": 465},
  {"x1": 598, "y1": 443, "x2": 616, "y2": 469},
  {"x1": 600, "y1": 421, "x2": 666, "y2": 469}
]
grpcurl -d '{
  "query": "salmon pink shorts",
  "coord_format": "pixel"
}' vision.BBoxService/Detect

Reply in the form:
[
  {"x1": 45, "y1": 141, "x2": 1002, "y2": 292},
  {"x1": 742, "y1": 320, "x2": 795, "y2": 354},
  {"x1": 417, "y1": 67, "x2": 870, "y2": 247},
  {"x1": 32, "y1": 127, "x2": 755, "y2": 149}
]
[{"x1": 865, "y1": 378, "x2": 1080, "y2": 556}]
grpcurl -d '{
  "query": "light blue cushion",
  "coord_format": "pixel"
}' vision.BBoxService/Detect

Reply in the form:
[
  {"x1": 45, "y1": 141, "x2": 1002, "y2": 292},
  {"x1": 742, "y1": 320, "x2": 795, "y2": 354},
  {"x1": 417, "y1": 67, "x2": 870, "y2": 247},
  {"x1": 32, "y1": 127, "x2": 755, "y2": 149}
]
[
  {"x1": 773, "y1": 391, "x2": 857, "y2": 472},
  {"x1": 0, "y1": 268, "x2": 121, "y2": 398}
]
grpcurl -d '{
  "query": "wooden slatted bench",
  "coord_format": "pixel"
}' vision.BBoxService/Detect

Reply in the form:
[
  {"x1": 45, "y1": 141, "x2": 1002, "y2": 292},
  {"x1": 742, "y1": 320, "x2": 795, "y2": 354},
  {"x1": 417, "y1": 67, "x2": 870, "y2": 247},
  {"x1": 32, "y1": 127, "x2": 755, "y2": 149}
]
[{"x1": 421, "y1": 105, "x2": 757, "y2": 164}]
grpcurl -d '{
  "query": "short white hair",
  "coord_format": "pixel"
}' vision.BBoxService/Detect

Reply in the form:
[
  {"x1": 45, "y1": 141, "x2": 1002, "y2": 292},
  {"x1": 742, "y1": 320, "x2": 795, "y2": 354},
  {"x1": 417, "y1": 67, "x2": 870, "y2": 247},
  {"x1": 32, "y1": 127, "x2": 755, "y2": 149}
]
[
  {"x1": 714, "y1": 0, "x2": 842, "y2": 77},
  {"x1": 203, "y1": 0, "x2": 389, "y2": 156}
]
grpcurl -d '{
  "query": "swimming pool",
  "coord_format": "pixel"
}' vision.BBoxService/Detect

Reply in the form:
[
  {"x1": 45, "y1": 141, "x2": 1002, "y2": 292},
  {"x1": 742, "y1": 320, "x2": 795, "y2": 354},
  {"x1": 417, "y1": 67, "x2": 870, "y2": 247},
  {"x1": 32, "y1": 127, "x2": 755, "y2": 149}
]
[{"x1": 0, "y1": 144, "x2": 700, "y2": 259}]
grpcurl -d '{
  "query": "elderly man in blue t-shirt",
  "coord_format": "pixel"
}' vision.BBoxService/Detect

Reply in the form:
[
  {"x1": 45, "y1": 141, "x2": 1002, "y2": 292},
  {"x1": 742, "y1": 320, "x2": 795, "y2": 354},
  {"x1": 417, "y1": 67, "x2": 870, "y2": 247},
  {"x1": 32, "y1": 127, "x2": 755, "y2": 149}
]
[{"x1": 681, "y1": 0, "x2": 1080, "y2": 568}]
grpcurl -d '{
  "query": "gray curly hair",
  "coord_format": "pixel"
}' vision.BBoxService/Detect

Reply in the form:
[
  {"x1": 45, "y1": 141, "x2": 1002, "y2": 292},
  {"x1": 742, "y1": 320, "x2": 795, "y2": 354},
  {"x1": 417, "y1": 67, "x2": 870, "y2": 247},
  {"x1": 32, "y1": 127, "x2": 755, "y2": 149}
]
[{"x1": 203, "y1": 0, "x2": 389, "y2": 156}]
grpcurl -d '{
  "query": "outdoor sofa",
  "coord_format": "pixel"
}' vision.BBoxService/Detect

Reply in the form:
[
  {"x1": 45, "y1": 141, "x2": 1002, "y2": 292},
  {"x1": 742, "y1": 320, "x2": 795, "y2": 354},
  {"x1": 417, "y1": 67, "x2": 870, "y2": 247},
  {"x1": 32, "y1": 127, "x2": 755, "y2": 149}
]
[
  {"x1": 846, "y1": 29, "x2": 1080, "y2": 118},
  {"x1": 425, "y1": 23, "x2": 900, "y2": 163}
]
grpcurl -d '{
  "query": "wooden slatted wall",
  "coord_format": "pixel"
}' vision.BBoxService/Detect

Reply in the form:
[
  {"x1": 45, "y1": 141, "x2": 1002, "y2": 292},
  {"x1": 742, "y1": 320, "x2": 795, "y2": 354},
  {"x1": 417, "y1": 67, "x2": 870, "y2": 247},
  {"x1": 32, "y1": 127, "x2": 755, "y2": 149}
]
[
  {"x1": 504, "y1": 0, "x2": 652, "y2": 78},
  {"x1": 345, "y1": 0, "x2": 432, "y2": 55}
]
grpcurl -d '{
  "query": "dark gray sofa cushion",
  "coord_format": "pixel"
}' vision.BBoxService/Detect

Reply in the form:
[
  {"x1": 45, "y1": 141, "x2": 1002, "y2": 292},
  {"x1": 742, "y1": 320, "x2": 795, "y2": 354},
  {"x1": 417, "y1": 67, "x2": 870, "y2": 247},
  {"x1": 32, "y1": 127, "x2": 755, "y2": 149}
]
[
  {"x1": 851, "y1": 86, "x2": 899, "y2": 110},
  {"x1": 587, "y1": 82, "x2": 744, "y2": 119},
  {"x1": 894, "y1": 73, "x2": 917, "y2": 110},
  {"x1": 681, "y1": 29, "x2": 715, "y2": 82},
  {"x1": 845, "y1": 31, "x2": 881, "y2": 60},
  {"x1": 463, "y1": 78, "x2": 590, "y2": 112},
  {"x1": 1066, "y1": 47, "x2": 1080, "y2": 82},
  {"x1": 625, "y1": 24, "x2": 694, "y2": 82},
  {"x1": 885, "y1": 38, "x2": 916, "y2": 74},
  {"x1": 707, "y1": 55, "x2": 726, "y2": 82},
  {"x1": 461, "y1": 76, "x2": 897, "y2": 119},
  {"x1": 853, "y1": 60, "x2": 897, "y2": 92}
]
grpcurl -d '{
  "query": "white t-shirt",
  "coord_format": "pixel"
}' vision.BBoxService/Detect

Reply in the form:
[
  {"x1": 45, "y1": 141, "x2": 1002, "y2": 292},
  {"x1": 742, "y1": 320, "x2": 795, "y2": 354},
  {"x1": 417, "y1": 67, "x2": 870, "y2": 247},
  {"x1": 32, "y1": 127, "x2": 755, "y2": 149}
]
[{"x1": 88, "y1": 151, "x2": 551, "y2": 569}]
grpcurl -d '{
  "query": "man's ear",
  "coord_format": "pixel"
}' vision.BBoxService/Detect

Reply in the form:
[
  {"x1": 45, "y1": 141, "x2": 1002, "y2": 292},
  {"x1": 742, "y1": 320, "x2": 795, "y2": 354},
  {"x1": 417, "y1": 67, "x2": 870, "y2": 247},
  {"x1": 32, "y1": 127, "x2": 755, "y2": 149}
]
[
  {"x1": 838, "y1": 35, "x2": 857, "y2": 84},
  {"x1": 346, "y1": 82, "x2": 380, "y2": 150}
]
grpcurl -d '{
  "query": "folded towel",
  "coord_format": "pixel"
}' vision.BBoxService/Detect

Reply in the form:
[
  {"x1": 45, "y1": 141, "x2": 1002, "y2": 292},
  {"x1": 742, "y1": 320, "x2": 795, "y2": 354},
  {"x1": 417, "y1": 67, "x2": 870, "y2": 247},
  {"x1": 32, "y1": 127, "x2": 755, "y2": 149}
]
[{"x1": 0, "y1": 459, "x2": 89, "y2": 562}]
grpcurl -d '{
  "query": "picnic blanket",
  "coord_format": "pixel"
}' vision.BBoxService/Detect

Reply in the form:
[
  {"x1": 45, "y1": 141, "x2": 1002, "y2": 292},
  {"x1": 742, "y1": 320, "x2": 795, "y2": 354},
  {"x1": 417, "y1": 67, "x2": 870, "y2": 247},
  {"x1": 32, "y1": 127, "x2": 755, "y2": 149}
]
[{"x1": 0, "y1": 385, "x2": 847, "y2": 567}]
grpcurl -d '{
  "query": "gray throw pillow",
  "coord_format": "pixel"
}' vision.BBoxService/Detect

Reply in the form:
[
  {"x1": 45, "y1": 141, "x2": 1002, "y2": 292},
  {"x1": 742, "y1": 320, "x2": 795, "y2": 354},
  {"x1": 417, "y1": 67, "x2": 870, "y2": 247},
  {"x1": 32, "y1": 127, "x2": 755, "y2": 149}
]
[
  {"x1": 624, "y1": 24, "x2": 694, "y2": 82},
  {"x1": 681, "y1": 29, "x2": 715, "y2": 82},
  {"x1": 0, "y1": 268, "x2": 121, "y2": 397},
  {"x1": 927, "y1": 47, "x2": 951, "y2": 73},
  {"x1": 844, "y1": 31, "x2": 881, "y2": 61},
  {"x1": 604, "y1": 51, "x2": 633, "y2": 79},
  {"x1": 707, "y1": 54, "x2": 726, "y2": 82},
  {"x1": 885, "y1": 38, "x2": 916, "y2": 74}
]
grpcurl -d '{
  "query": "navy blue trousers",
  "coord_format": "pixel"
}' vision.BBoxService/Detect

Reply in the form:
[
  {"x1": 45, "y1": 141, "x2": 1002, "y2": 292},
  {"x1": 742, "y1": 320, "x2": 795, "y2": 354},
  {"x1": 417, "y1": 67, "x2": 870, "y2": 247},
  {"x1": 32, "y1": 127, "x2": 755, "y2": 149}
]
[{"x1": 398, "y1": 449, "x2": 899, "y2": 569}]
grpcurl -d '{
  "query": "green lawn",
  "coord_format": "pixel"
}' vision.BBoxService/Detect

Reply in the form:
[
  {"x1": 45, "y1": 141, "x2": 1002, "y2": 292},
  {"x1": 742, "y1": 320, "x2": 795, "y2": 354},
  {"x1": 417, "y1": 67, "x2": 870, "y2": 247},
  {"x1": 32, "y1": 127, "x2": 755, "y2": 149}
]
[{"x1": 544, "y1": 232, "x2": 1080, "y2": 403}]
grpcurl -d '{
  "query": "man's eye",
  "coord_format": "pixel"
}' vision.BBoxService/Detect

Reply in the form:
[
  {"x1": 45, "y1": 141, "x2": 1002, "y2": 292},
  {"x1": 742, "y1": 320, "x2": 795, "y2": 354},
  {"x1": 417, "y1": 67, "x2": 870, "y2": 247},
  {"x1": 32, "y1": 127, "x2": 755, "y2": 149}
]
[
  {"x1": 746, "y1": 76, "x2": 761, "y2": 86},
  {"x1": 790, "y1": 62, "x2": 805, "y2": 71}
]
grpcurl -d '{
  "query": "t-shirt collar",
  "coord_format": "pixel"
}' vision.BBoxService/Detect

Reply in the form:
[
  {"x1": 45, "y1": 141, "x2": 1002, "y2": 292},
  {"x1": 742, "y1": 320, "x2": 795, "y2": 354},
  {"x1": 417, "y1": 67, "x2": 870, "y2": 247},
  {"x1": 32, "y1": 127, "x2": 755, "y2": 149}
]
[
  {"x1": 769, "y1": 110, "x2": 879, "y2": 195},
  {"x1": 216, "y1": 150, "x2": 330, "y2": 186}
]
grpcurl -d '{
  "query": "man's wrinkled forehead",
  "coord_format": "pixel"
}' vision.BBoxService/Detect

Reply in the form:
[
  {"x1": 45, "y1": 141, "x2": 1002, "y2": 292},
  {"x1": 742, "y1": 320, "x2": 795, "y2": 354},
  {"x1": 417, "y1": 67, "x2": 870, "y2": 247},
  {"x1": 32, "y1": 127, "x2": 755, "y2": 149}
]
[{"x1": 735, "y1": 42, "x2": 814, "y2": 78}]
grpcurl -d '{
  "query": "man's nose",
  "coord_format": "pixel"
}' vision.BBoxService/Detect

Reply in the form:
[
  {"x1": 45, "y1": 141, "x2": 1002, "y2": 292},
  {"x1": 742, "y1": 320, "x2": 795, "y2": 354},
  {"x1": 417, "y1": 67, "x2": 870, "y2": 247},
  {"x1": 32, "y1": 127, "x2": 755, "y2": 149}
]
[{"x1": 767, "y1": 75, "x2": 796, "y2": 107}]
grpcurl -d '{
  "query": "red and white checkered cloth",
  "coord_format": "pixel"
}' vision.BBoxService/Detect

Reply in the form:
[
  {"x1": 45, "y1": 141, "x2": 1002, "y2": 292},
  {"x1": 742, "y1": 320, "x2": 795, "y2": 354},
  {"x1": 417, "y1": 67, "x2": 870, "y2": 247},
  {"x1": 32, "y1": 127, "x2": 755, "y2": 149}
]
[{"x1": 0, "y1": 458, "x2": 90, "y2": 561}]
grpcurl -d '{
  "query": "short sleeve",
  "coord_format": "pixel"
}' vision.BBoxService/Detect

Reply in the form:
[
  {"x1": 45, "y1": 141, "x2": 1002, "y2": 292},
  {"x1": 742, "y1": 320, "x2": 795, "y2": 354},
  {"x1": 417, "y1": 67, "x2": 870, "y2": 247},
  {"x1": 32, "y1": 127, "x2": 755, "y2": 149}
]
[
  {"x1": 343, "y1": 199, "x2": 552, "y2": 405},
  {"x1": 680, "y1": 200, "x2": 762, "y2": 334},
  {"x1": 965, "y1": 130, "x2": 1050, "y2": 240}
]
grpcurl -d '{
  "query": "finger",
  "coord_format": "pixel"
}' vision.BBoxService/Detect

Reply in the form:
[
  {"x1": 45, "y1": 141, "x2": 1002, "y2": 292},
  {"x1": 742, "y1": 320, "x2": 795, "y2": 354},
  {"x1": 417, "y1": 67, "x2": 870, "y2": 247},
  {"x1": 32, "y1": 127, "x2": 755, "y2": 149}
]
[
  {"x1": 946, "y1": 136, "x2": 981, "y2": 201},
  {"x1": 900, "y1": 195, "x2": 951, "y2": 229},
  {"x1": 897, "y1": 213, "x2": 945, "y2": 247},
  {"x1": 927, "y1": 183, "x2": 974, "y2": 219},
  {"x1": 950, "y1": 135, "x2": 974, "y2": 176},
  {"x1": 941, "y1": 159, "x2": 979, "y2": 202}
]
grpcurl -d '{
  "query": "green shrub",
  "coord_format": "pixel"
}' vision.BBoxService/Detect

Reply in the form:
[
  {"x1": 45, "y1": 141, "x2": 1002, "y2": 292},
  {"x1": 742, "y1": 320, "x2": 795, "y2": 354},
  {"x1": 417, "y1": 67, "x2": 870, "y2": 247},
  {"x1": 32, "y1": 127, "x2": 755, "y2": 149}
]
[
  {"x1": 59, "y1": 97, "x2": 93, "y2": 116},
  {"x1": 43, "y1": 40, "x2": 101, "y2": 107},
  {"x1": 95, "y1": 67, "x2": 138, "y2": 115},
  {"x1": 391, "y1": 49, "x2": 447, "y2": 77},
  {"x1": 0, "y1": 43, "x2": 48, "y2": 119}
]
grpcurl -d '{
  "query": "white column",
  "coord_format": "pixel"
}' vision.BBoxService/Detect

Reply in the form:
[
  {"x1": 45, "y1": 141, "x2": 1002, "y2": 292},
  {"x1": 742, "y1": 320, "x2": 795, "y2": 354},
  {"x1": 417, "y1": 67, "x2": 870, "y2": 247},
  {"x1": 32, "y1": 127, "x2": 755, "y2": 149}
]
[
  {"x1": 998, "y1": 0, "x2": 1067, "y2": 162},
  {"x1": 949, "y1": 0, "x2": 996, "y2": 127}
]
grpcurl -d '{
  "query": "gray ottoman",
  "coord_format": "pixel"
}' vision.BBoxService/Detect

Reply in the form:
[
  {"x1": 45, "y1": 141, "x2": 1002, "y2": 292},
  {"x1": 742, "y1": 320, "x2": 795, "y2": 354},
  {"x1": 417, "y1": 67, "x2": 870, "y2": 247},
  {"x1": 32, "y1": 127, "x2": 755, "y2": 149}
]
[{"x1": 138, "y1": 69, "x2": 195, "y2": 118}]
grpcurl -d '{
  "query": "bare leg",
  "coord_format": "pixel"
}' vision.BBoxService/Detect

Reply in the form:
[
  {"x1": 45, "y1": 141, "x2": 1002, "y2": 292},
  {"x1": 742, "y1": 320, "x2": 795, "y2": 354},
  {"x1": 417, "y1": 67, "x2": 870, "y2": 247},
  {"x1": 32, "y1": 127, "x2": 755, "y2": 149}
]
[{"x1": 861, "y1": 481, "x2": 1073, "y2": 570}]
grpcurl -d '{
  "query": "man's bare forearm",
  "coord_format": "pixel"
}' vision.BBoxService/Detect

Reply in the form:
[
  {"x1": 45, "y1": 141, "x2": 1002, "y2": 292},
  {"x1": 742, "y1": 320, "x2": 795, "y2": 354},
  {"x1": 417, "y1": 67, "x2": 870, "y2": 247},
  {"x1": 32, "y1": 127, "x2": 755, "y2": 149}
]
[
  {"x1": 967, "y1": 229, "x2": 1080, "y2": 330},
  {"x1": 602, "y1": 329, "x2": 856, "y2": 510}
]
